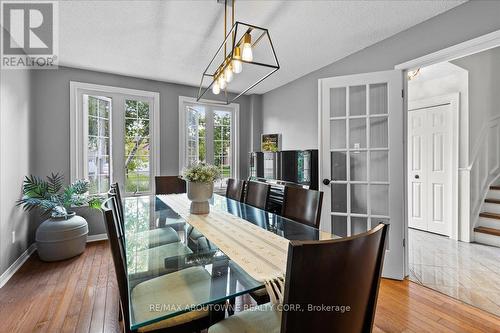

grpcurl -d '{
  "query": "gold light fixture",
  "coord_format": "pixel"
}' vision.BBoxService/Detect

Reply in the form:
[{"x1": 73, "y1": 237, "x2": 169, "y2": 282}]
[{"x1": 198, "y1": 0, "x2": 280, "y2": 104}]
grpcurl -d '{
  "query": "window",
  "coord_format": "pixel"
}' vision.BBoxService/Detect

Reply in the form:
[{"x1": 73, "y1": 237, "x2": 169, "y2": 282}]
[
  {"x1": 71, "y1": 82, "x2": 160, "y2": 196},
  {"x1": 179, "y1": 97, "x2": 239, "y2": 190}
]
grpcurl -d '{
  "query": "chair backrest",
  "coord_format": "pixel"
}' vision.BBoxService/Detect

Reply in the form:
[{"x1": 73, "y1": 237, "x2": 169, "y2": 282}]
[
  {"x1": 155, "y1": 176, "x2": 186, "y2": 194},
  {"x1": 110, "y1": 183, "x2": 124, "y2": 223},
  {"x1": 101, "y1": 197, "x2": 132, "y2": 333},
  {"x1": 226, "y1": 179, "x2": 246, "y2": 202},
  {"x1": 281, "y1": 186, "x2": 323, "y2": 228},
  {"x1": 108, "y1": 185, "x2": 124, "y2": 239},
  {"x1": 281, "y1": 223, "x2": 388, "y2": 333},
  {"x1": 244, "y1": 181, "x2": 270, "y2": 210}
]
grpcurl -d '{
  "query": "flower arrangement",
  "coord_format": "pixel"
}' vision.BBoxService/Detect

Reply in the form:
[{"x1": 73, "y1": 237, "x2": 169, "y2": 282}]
[
  {"x1": 183, "y1": 163, "x2": 221, "y2": 184},
  {"x1": 17, "y1": 173, "x2": 103, "y2": 218}
]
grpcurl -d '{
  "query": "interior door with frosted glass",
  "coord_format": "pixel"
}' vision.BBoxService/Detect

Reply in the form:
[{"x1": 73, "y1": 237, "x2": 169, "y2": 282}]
[{"x1": 320, "y1": 70, "x2": 404, "y2": 279}]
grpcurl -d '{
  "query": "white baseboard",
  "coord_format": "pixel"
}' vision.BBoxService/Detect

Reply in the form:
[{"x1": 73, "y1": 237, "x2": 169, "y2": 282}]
[
  {"x1": 0, "y1": 233, "x2": 108, "y2": 289},
  {"x1": 0, "y1": 243, "x2": 37, "y2": 289},
  {"x1": 87, "y1": 233, "x2": 108, "y2": 242}
]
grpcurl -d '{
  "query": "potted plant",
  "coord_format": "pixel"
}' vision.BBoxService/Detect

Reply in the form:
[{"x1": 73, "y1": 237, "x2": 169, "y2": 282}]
[
  {"x1": 17, "y1": 173, "x2": 102, "y2": 262},
  {"x1": 183, "y1": 163, "x2": 221, "y2": 214}
]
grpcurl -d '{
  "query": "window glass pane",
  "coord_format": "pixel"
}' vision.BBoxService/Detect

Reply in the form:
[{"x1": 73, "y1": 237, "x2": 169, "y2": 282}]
[
  {"x1": 351, "y1": 184, "x2": 367, "y2": 214},
  {"x1": 331, "y1": 152, "x2": 346, "y2": 181},
  {"x1": 214, "y1": 110, "x2": 232, "y2": 188},
  {"x1": 349, "y1": 85, "x2": 366, "y2": 116},
  {"x1": 125, "y1": 99, "x2": 151, "y2": 193},
  {"x1": 88, "y1": 96, "x2": 98, "y2": 116},
  {"x1": 370, "y1": 117, "x2": 388, "y2": 148},
  {"x1": 369, "y1": 83, "x2": 387, "y2": 115},
  {"x1": 370, "y1": 151, "x2": 388, "y2": 182},
  {"x1": 349, "y1": 118, "x2": 366, "y2": 149},
  {"x1": 98, "y1": 99, "x2": 110, "y2": 118},
  {"x1": 350, "y1": 152, "x2": 367, "y2": 181},
  {"x1": 85, "y1": 95, "x2": 111, "y2": 195},
  {"x1": 351, "y1": 217, "x2": 367, "y2": 235},
  {"x1": 330, "y1": 87, "x2": 346, "y2": 117},
  {"x1": 331, "y1": 183, "x2": 347, "y2": 213},
  {"x1": 330, "y1": 119, "x2": 346, "y2": 149},
  {"x1": 186, "y1": 106, "x2": 206, "y2": 166},
  {"x1": 125, "y1": 100, "x2": 137, "y2": 118},
  {"x1": 331, "y1": 215, "x2": 347, "y2": 237},
  {"x1": 371, "y1": 185, "x2": 389, "y2": 216}
]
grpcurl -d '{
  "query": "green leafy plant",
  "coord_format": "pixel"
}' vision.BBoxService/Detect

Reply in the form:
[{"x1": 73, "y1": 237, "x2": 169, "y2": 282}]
[
  {"x1": 183, "y1": 163, "x2": 221, "y2": 184},
  {"x1": 17, "y1": 173, "x2": 103, "y2": 218}
]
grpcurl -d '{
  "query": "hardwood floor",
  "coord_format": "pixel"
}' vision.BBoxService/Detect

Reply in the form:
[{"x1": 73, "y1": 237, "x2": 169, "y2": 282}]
[{"x1": 0, "y1": 241, "x2": 499, "y2": 333}]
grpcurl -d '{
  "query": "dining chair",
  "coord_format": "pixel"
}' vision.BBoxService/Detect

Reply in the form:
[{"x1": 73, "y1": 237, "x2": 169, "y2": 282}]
[
  {"x1": 225, "y1": 178, "x2": 246, "y2": 202},
  {"x1": 102, "y1": 197, "x2": 212, "y2": 333},
  {"x1": 108, "y1": 185, "x2": 180, "y2": 248},
  {"x1": 155, "y1": 176, "x2": 187, "y2": 194},
  {"x1": 281, "y1": 186, "x2": 324, "y2": 228},
  {"x1": 244, "y1": 181, "x2": 271, "y2": 210},
  {"x1": 208, "y1": 223, "x2": 389, "y2": 333}
]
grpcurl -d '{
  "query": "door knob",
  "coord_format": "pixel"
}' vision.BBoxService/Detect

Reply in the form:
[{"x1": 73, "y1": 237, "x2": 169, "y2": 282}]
[
  {"x1": 415, "y1": 175, "x2": 420, "y2": 179},
  {"x1": 323, "y1": 178, "x2": 333, "y2": 185}
]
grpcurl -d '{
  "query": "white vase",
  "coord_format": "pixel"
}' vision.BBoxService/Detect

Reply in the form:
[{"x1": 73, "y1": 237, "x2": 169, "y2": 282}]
[
  {"x1": 187, "y1": 181, "x2": 214, "y2": 214},
  {"x1": 36, "y1": 213, "x2": 88, "y2": 262}
]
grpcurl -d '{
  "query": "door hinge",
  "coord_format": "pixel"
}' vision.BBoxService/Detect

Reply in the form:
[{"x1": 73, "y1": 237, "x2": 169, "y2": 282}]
[
  {"x1": 402, "y1": 89, "x2": 404, "y2": 98},
  {"x1": 403, "y1": 238, "x2": 406, "y2": 247}
]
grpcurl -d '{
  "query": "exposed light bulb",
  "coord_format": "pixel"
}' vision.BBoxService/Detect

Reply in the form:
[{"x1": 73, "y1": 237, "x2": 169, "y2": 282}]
[
  {"x1": 242, "y1": 33, "x2": 253, "y2": 62},
  {"x1": 224, "y1": 65, "x2": 233, "y2": 82},
  {"x1": 218, "y1": 75, "x2": 227, "y2": 89},
  {"x1": 232, "y1": 59, "x2": 242, "y2": 73},
  {"x1": 232, "y1": 47, "x2": 243, "y2": 73},
  {"x1": 212, "y1": 81, "x2": 220, "y2": 95}
]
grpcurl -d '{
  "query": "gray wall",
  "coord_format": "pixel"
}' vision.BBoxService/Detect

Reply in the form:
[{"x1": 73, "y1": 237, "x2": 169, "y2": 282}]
[
  {"x1": 30, "y1": 66, "x2": 260, "y2": 235},
  {"x1": 452, "y1": 47, "x2": 500, "y2": 159},
  {"x1": 262, "y1": 1, "x2": 500, "y2": 150},
  {"x1": 0, "y1": 69, "x2": 35, "y2": 277}
]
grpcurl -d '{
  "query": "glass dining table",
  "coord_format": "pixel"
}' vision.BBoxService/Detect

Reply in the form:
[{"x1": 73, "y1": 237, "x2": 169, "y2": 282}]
[{"x1": 123, "y1": 193, "x2": 336, "y2": 330}]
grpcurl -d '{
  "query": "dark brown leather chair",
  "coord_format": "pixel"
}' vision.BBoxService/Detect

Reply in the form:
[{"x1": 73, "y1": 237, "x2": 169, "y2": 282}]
[
  {"x1": 155, "y1": 176, "x2": 186, "y2": 194},
  {"x1": 102, "y1": 198, "x2": 211, "y2": 333},
  {"x1": 225, "y1": 179, "x2": 246, "y2": 202},
  {"x1": 281, "y1": 186, "x2": 324, "y2": 228},
  {"x1": 244, "y1": 181, "x2": 270, "y2": 210},
  {"x1": 209, "y1": 223, "x2": 389, "y2": 333}
]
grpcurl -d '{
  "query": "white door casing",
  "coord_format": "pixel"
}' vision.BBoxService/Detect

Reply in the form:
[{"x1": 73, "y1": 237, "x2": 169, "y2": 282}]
[
  {"x1": 319, "y1": 70, "x2": 404, "y2": 280},
  {"x1": 408, "y1": 94, "x2": 459, "y2": 238}
]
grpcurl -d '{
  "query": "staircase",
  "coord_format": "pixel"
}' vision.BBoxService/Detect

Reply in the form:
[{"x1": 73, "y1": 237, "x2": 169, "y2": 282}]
[{"x1": 475, "y1": 185, "x2": 500, "y2": 247}]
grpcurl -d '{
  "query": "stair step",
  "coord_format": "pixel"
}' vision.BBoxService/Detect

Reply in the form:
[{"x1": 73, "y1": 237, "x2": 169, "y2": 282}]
[
  {"x1": 479, "y1": 212, "x2": 500, "y2": 220},
  {"x1": 490, "y1": 186, "x2": 500, "y2": 190},
  {"x1": 485, "y1": 198, "x2": 500, "y2": 204},
  {"x1": 474, "y1": 226, "x2": 500, "y2": 236}
]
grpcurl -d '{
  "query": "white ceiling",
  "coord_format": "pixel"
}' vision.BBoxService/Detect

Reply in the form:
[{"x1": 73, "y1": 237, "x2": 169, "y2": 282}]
[{"x1": 59, "y1": 0, "x2": 466, "y2": 94}]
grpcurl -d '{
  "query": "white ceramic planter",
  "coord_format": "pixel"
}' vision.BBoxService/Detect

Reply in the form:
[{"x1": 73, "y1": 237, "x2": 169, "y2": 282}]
[
  {"x1": 36, "y1": 214, "x2": 88, "y2": 262},
  {"x1": 187, "y1": 181, "x2": 214, "y2": 214}
]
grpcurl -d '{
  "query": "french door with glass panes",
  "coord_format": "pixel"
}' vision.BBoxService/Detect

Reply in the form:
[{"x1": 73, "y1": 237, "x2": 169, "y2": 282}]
[
  {"x1": 179, "y1": 98, "x2": 239, "y2": 190},
  {"x1": 72, "y1": 84, "x2": 159, "y2": 197},
  {"x1": 319, "y1": 70, "x2": 404, "y2": 279}
]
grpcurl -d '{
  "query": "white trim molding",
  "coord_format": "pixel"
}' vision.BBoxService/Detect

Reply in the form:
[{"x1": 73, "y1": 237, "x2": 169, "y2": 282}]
[
  {"x1": 0, "y1": 243, "x2": 37, "y2": 289},
  {"x1": 396, "y1": 29, "x2": 500, "y2": 70},
  {"x1": 87, "y1": 233, "x2": 108, "y2": 242}
]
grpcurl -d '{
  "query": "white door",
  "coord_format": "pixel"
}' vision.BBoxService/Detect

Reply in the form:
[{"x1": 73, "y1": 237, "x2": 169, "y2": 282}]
[
  {"x1": 319, "y1": 70, "x2": 404, "y2": 280},
  {"x1": 408, "y1": 100, "x2": 454, "y2": 236}
]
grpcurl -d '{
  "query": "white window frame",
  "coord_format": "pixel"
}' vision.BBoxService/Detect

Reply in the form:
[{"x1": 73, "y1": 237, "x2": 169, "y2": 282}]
[
  {"x1": 178, "y1": 96, "x2": 240, "y2": 181},
  {"x1": 70, "y1": 81, "x2": 160, "y2": 195}
]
